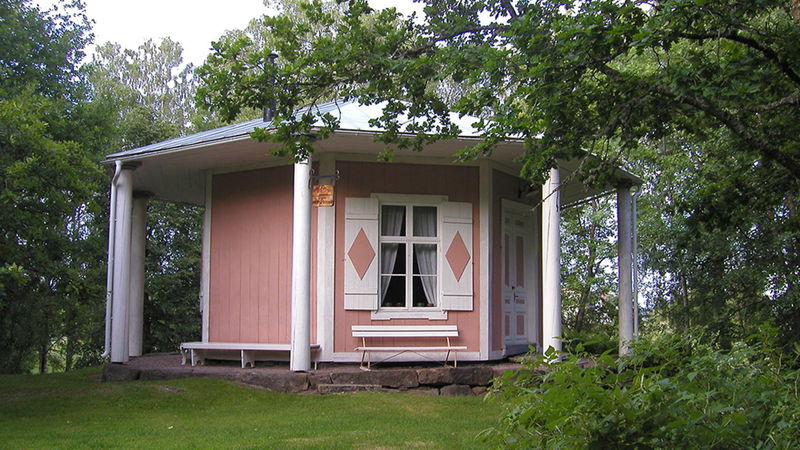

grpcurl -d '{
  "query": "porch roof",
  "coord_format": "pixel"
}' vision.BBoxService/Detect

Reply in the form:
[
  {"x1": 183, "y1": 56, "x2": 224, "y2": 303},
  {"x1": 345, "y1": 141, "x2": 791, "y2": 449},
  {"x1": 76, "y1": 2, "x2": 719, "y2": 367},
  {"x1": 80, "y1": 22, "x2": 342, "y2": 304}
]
[
  {"x1": 103, "y1": 99, "x2": 642, "y2": 206},
  {"x1": 105, "y1": 100, "x2": 483, "y2": 160}
]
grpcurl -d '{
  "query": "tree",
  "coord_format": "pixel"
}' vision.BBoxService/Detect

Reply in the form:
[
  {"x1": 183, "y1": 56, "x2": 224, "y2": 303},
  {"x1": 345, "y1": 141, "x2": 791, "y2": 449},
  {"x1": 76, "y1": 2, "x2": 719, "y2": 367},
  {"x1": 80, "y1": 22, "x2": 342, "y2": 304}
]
[
  {"x1": 561, "y1": 198, "x2": 618, "y2": 341},
  {"x1": 86, "y1": 38, "x2": 204, "y2": 354},
  {"x1": 197, "y1": 0, "x2": 800, "y2": 348},
  {"x1": 0, "y1": 0, "x2": 113, "y2": 373},
  {"x1": 197, "y1": 0, "x2": 799, "y2": 178},
  {"x1": 88, "y1": 38, "x2": 196, "y2": 137}
]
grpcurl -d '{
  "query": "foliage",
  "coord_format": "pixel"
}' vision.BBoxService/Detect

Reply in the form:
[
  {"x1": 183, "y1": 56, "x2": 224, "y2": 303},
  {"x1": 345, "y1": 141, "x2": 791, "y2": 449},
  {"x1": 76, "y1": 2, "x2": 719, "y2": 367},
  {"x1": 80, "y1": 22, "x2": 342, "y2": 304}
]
[
  {"x1": 0, "y1": 0, "x2": 112, "y2": 373},
  {"x1": 0, "y1": 368, "x2": 500, "y2": 448},
  {"x1": 485, "y1": 329, "x2": 800, "y2": 448},
  {"x1": 0, "y1": 1, "x2": 204, "y2": 373},
  {"x1": 198, "y1": 0, "x2": 800, "y2": 352},
  {"x1": 0, "y1": 0, "x2": 91, "y2": 100},
  {"x1": 86, "y1": 38, "x2": 205, "y2": 355},
  {"x1": 197, "y1": 0, "x2": 800, "y2": 181},
  {"x1": 561, "y1": 330, "x2": 617, "y2": 356},
  {"x1": 143, "y1": 203, "x2": 202, "y2": 352},
  {"x1": 561, "y1": 197, "x2": 618, "y2": 337},
  {"x1": 633, "y1": 134, "x2": 800, "y2": 349},
  {"x1": 87, "y1": 38, "x2": 197, "y2": 136}
]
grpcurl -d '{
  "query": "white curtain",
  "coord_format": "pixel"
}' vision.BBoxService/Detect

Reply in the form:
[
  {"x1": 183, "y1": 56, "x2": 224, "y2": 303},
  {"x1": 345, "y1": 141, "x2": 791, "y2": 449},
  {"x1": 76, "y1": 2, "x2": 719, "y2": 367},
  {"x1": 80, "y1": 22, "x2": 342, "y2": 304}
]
[
  {"x1": 413, "y1": 208, "x2": 437, "y2": 306},
  {"x1": 380, "y1": 206, "x2": 404, "y2": 301}
]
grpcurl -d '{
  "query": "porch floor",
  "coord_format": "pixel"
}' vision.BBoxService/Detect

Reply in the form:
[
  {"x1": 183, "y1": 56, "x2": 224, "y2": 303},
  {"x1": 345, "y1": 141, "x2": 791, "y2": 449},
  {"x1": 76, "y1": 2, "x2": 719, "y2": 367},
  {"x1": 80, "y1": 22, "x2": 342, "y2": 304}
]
[{"x1": 102, "y1": 353, "x2": 521, "y2": 395}]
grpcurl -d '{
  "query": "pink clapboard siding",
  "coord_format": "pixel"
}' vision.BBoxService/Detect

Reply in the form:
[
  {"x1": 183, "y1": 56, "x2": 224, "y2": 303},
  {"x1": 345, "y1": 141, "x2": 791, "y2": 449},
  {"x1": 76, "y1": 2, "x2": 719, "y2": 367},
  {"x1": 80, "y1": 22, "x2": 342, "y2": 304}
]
[
  {"x1": 209, "y1": 166, "x2": 317, "y2": 344},
  {"x1": 334, "y1": 161, "x2": 481, "y2": 353},
  {"x1": 491, "y1": 169, "x2": 541, "y2": 352}
]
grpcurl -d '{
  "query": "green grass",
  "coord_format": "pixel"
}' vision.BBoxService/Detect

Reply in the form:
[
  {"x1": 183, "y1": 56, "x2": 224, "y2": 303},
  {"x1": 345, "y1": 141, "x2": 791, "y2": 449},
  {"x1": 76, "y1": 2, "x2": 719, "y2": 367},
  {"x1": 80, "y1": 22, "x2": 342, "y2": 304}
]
[{"x1": 0, "y1": 367, "x2": 503, "y2": 449}]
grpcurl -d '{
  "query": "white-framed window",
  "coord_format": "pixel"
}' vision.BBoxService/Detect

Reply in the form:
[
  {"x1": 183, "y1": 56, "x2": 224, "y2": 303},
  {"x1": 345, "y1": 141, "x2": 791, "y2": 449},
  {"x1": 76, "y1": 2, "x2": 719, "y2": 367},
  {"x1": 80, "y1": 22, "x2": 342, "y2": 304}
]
[
  {"x1": 344, "y1": 194, "x2": 473, "y2": 318},
  {"x1": 378, "y1": 202, "x2": 440, "y2": 309}
]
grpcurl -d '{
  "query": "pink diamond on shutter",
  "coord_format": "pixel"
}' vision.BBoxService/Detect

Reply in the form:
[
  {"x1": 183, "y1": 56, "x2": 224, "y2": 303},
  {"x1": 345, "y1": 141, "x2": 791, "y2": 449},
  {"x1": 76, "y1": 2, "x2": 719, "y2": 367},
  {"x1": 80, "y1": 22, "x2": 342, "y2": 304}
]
[
  {"x1": 445, "y1": 231, "x2": 470, "y2": 282},
  {"x1": 348, "y1": 228, "x2": 375, "y2": 280}
]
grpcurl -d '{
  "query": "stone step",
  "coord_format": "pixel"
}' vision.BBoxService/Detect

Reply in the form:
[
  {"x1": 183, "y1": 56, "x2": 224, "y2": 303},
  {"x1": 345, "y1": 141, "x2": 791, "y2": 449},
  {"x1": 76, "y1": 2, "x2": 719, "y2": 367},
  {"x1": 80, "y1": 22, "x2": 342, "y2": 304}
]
[{"x1": 317, "y1": 383, "x2": 384, "y2": 394}]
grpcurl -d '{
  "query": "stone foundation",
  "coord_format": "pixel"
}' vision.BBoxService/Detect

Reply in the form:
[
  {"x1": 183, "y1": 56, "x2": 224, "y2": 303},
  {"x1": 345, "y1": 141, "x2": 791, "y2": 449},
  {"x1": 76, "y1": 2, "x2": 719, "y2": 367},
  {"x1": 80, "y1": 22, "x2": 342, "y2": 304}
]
[{"x1": 103, "y1": 357, "x2": 519, "y2": 396}]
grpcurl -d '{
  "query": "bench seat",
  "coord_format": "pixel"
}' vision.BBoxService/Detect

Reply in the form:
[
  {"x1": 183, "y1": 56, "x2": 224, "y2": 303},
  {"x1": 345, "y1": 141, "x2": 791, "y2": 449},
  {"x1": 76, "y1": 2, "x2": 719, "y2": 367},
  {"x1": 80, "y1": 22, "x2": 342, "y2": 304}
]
[
  {"x1": 355, "y1": 346, "x2": 468, "y2": 352},
  {"x1": 352, "y1": 325, "x2": 466, "y2": 369},
  {"x1": 180, "y1": 342, "x2": 320, "y2": 369}
]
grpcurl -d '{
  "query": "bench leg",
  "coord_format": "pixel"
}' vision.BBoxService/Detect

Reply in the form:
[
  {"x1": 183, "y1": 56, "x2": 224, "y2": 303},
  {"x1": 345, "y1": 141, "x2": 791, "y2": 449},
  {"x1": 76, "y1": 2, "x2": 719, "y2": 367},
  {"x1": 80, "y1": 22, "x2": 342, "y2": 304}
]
[
  {"x1": 241, "y1": 350, "x2": 256, "y2": 369},
  {"x1": 191, "y1": 349, "x2": 205, "y2": 367},
  {"x1": 180, "y1": 348, "x2": 188, "y2": 366},
  {"x1": 360, "y1": 350, "x2": 373, "y2": 371}
]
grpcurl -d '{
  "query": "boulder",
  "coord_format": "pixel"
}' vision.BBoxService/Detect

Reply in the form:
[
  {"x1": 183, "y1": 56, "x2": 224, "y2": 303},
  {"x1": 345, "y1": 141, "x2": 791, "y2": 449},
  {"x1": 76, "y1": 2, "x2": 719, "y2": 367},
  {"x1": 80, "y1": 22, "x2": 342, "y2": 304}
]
[
  {"x1": 418, "y1": 366, "x2": 495, "y2": 386},
  {"x1": 308, "y1": 373, "x2": 332, "y2": 389},
  {"x1": 407, "y1": 387, "x2": 440, "y2": 396},
  {"x1": 451, "y1": 367, "x2": 494, "y2": 386},
  {"x1": 416, "y1": 368, "x2": 453, "y2": 386},
  {"x1": 471, "y1": 386, "x2": 488, "y2": 396},
  {"x1": 238, "y1": 371, "x2": 309, "y2": 393},
  {"x1": 330, "y1": 369, "x2": 419, "y2": 388},
  {"x1": 317, "y1": 384, "x2": 383, "y2": 394}
]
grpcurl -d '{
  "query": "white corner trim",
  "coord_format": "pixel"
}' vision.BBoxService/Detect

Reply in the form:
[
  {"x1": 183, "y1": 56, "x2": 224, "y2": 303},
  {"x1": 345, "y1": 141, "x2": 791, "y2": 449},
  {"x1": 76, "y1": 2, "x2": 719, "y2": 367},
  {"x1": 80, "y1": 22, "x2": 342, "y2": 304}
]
[
  {"x1": 201, "y1": 172, "x2": 212, "y2": 343},
  {"x1": 316, "y1": 153, "x2": 337, "y2": 361},
  {"x1": 370, "y1": 309, "x2": 448, "y2": 320},
  {"x1": 479, "y1": 160, "x2": 492, "y2": 360}
]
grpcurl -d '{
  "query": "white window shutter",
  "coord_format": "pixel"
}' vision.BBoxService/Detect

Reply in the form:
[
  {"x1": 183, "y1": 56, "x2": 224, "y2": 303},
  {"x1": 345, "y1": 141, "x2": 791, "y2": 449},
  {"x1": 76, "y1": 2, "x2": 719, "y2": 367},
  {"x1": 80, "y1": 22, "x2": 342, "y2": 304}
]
[
  {"x1": 344, "y1": 197, "x2": 380, "y2": 310},
  {"x1": 439, "y1": 201, "x2": 473, "y2": 311}
]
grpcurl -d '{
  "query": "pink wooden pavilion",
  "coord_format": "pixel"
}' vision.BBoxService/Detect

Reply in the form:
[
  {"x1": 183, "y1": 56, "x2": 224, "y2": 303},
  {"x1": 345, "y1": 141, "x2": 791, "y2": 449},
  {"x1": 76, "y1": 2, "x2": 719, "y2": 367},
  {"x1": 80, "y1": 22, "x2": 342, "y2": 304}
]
[{"x1": 102, "y1": 100, "x2": 641, "y2": 371}]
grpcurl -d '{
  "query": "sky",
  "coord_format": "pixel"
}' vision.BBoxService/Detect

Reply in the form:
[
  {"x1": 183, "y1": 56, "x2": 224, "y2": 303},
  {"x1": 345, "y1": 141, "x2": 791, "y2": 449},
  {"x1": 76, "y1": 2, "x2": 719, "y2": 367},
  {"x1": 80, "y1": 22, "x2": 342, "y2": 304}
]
[{"x1": 34, "y1": 0, "x2": 420, "y2": 67}]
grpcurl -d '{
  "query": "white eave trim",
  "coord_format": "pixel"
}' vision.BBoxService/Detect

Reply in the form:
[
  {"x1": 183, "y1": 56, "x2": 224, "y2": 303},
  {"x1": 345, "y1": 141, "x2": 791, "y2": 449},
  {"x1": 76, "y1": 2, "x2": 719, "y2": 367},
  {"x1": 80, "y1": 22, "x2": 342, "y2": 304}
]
[
  {"x1": 101, "y1": 133, "x2": 255, "y2": 164},
  {"x1": 101, "y1": 126, "x2": 507, "y2": 165}
]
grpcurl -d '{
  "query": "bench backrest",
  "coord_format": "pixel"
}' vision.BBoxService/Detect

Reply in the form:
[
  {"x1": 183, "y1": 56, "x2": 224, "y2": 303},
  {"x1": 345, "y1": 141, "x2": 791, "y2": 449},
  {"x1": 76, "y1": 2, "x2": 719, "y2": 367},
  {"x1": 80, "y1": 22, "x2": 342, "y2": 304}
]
[{"x1": 351, "y1": 325, "x2": 459, "y2": 338}]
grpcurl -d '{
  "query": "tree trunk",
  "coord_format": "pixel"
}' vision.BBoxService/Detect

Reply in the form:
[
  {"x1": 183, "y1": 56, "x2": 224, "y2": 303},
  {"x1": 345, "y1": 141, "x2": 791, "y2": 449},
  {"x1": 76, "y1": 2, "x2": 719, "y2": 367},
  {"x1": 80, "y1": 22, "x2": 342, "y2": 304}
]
[
  {"x1": 38, "y1": 343, "x2": 47, "y2": 374},
  {"x1": 681, "y1": 275, "x2": 690, "y2": 331},
  {"x1": 574, "y1": 222, "x2": 598, "y2": 333}
]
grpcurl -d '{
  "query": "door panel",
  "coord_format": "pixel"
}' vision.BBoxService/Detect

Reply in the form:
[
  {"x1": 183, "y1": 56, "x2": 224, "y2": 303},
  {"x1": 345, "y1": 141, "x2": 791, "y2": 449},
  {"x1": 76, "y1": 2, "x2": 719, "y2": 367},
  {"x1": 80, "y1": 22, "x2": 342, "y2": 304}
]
[{"x1": 502, "y1": 210, "x2": 533, "y2": 348}]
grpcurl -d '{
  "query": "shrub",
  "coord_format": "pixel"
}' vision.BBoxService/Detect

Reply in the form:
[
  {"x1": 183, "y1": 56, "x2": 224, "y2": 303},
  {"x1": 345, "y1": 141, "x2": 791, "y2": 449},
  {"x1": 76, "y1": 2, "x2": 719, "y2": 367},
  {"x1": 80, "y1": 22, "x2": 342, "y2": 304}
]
[
  {"x1": 483, "y1": 330, "x2": 800, "y2": 448},
  {"x1": 562, "y1": 330, "x2": 618, "y2": 356}
]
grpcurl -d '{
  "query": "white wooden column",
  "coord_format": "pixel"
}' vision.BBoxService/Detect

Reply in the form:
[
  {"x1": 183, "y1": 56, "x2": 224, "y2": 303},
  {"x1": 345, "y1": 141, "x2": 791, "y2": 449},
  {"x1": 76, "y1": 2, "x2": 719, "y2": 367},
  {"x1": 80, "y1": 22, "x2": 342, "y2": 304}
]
[
  {"x1": 541, "y1": 167, "x2": 562, "y2": 354},
  {"x1": 127, "y1": 192, "x2": 150, "y2": 358},
  {"x1": 617, "y1": 186, "x2": 634, "y2": 355},
  {"x1": 316, "y1": 153, "x2": 335, "y2": 361},
  {"x1": 290, "y1": 158, "x2": 312, "y2": 372},
  {"x1": 200, "y1": 173, "x2": 212, "y2": 342},
  {"x1": 110, "y1": 163, "x2": 138, "y2": 363}
]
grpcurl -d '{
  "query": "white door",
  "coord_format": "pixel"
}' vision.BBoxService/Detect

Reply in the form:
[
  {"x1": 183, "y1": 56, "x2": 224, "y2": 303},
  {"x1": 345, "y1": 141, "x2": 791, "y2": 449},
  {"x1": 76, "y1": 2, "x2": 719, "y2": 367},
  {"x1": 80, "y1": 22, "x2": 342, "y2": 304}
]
[{"x1": 502, "y1": 202, "x2": 538, "y2": 350}]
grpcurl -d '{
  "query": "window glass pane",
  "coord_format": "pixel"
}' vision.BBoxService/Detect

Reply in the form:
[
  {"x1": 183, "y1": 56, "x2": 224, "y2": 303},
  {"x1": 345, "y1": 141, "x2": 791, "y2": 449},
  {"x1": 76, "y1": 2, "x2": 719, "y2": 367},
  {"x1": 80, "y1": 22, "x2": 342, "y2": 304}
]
[
  {"x1": 413, "y1": 206, "x2": 437, "y2": 237},
  {"x1": 412, "y1": 244, "x2": 436, "y2": 275},
  {"x1": 413, "y1": 276, "x2": 437, "y2": 307},
  {"x1": 381, "y1": 205, "x2": 406, "y2": 236},
  {"x1": 381, "y1": 276, "x2": 405, "y2": 307},
  {"x1": 380, "y1": 243, "x2": 405, "y2": 275}
]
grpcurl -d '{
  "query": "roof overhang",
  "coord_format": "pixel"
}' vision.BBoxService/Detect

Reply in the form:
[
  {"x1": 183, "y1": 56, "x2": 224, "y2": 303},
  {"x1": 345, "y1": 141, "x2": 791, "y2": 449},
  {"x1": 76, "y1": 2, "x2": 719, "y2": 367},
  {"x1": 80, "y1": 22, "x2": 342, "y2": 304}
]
[{"x1": 103, "y1": 129, "x2": 641, "y2": 206}]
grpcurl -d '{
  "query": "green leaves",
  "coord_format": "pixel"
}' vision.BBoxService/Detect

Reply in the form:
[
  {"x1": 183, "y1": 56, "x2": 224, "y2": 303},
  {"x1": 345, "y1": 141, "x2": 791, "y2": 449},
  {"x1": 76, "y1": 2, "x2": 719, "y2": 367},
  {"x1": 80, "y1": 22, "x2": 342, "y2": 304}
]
[{"x1": 486, "y1": 330, "x2": 800, "y2": 448}]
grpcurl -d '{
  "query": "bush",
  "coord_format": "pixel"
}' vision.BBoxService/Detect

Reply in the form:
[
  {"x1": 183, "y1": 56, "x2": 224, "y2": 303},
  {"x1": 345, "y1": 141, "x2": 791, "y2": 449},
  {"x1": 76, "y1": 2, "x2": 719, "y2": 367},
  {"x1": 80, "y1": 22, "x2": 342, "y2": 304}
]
[
  {"x1": 562, "y1": 330, "x2": 618, "y2": 356},
  {"x1": 483, "y1": 330, "x2": 800, "y2": 448}
]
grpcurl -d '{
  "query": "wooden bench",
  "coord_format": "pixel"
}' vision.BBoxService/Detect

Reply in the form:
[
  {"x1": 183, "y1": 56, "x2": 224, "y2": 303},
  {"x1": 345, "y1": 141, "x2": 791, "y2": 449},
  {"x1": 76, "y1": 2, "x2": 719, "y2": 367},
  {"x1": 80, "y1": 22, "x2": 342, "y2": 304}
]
[
  {"x1": 352, "y1": 325, "x2": 467, "y2": 369},
  {"x1": 179, "y1": 342, "x2": 320, "y2": 369}
]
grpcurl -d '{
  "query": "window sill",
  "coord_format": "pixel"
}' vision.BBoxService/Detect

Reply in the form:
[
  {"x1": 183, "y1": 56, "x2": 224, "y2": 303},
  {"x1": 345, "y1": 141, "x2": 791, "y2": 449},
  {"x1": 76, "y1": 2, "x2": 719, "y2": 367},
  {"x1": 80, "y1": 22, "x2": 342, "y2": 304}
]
[{"x1": 370, "y1": 309, "x2": 448, "y2": 321}]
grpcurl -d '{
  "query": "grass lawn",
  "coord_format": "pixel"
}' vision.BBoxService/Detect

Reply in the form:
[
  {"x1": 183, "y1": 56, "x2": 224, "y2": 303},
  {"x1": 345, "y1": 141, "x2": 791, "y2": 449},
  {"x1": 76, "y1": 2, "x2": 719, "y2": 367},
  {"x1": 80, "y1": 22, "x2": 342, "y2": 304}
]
[{"x1": 0, "y1": 367, "x2": 503, "y2": 449}]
